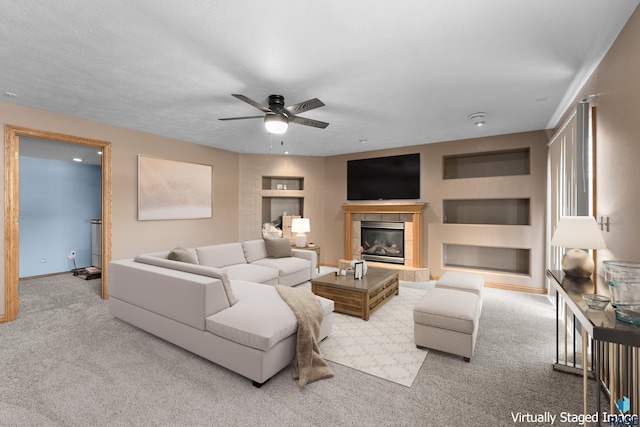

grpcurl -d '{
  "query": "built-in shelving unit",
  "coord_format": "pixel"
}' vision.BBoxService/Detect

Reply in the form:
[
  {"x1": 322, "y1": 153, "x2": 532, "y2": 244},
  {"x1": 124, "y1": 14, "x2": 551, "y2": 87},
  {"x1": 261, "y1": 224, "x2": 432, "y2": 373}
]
[
  {"x1": 443, "y1": 198, "x2": 530, "y2": 225},
  {"x1": 443, "y1": 147, "x2": 530, "y2": 179},
  {"x1": 443, "y1": 244, "x2": 530, "y2": 275},
  {"x1": 428, "y1": 140, "x2": 544, "y2": 289},
  {"x1": 261, "y1": 176, "x2": 304, "y2": 191},
  {"x1": 261, "y1": 176, "x2": 304, "y2": 224}
]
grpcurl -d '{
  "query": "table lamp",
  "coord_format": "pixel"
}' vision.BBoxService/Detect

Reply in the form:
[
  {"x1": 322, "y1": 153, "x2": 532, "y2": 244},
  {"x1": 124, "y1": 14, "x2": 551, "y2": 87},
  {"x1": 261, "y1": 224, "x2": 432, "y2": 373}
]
[
  {"x1": 550, "y1": 216, "x2": 606, "y2": 279},
  {"x1": 291, "y1": 218, "x2": 310, "y2": 248}
]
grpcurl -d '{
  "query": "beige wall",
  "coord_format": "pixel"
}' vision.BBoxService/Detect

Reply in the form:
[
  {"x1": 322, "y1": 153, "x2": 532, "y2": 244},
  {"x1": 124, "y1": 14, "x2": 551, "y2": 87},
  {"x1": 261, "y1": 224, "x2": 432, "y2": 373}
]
[
  {"x1": 1, "y1": 101, "x2": 240, "y2": 317},
  {"x1": 323, "y1": 132, "x2": 548, "y2": 290},
  {"x1": 238, "y1": 154, "x2": 325, "y2": 255},
  {"x1": 426, "y1": 132, "x2": 548, "y2": 289},
  {"x1": 323, "y1": 146, "x2": 429, "y2": 268},
  {"x1": 559, "y1": 6, "x2": 640, "y2": 272}
]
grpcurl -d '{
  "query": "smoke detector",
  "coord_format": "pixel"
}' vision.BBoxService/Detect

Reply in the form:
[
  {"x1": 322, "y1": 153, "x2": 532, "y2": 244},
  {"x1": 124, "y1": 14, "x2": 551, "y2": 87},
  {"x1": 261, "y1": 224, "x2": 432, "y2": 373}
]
[{"x1": 467, "y1": 112, "x2": 487, "y2": 127}]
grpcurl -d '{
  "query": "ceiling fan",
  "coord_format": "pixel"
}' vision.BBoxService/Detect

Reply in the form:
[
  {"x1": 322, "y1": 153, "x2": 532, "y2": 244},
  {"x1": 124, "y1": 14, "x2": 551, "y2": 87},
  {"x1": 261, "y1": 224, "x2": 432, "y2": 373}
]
[{"x1": 219, "y1": 94, "x2": 329, "y2": 134}]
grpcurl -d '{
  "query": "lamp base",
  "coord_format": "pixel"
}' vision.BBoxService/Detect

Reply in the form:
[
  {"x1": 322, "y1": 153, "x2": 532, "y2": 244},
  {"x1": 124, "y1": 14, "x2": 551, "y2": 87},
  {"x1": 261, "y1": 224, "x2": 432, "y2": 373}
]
[
  {"x1": 561, "y1": 248, "x2": 594, "y2": 279},
  {"x1": 295, "y1": 233, "x2": 307, "y2": 248}
]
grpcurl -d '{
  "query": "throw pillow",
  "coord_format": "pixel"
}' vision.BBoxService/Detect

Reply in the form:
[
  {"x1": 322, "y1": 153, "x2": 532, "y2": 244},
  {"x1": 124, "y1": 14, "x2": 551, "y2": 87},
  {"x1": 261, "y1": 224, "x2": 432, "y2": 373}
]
[
  {"x1": 263, "y1": 238, "x2": 292, "y2": 258},
  {"x1": 168, "y1": 247, "x2": 198, "y2": 264}
]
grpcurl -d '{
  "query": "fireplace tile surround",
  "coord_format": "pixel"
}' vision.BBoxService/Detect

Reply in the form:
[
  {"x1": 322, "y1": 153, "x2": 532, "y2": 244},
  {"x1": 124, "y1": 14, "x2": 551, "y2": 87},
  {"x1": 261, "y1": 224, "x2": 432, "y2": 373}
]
[
  {"x1": 351, "y1": 216, "x2": 413, "y2": 266},
  {"x1": 342, "y1": 203, "x2": 428, "y2": 281}
]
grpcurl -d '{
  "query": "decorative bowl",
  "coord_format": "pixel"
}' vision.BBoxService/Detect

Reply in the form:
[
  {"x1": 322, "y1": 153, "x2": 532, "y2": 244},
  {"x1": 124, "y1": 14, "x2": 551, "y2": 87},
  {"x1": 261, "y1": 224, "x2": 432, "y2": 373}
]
[
  {"x1": 604, "y1": 260, "x2": 640, "y2": 324},
  {"x1": 582, "y1": 293, "x2": 610, "y2": 310}
]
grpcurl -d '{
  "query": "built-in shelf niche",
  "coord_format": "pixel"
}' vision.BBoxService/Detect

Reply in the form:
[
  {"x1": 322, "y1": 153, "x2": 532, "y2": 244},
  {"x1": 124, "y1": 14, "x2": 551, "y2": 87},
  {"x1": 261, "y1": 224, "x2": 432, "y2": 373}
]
[
  {"x1": 443, "y1": 244, "x2": 530, "y2": 275},
  {"x1": 261, "y1": 197, "x2": 303, "y2": 223},
  {"x1": 443, "y1": 198, "x2": 530, "y2": 225},
  {"x1": 262, "y1": 176, "x2": 304, "y2": 191},
  {"x1": 261, "y1": 176, "x2": 304, "y2": 224},
  {"x1": 443, "y1": 147, "x2": 530, "y2": 179}
]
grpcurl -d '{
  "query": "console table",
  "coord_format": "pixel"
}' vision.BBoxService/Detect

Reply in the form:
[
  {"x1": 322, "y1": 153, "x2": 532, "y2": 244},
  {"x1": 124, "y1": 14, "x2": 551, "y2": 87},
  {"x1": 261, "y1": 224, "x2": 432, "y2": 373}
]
[{"x1": 547, "y1": 269, "x2": 640, "y2": 422}]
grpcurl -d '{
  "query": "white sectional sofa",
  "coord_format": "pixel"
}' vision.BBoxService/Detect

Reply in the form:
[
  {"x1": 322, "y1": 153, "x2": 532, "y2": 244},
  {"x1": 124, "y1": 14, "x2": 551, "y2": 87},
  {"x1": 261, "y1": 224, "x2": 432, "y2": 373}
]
[
  {"x1": 108, "y1": 239, "x2": 333, "y2": 387},
  {"x1": 138, "y1": 239, "x2": 317, "y2": 287}
]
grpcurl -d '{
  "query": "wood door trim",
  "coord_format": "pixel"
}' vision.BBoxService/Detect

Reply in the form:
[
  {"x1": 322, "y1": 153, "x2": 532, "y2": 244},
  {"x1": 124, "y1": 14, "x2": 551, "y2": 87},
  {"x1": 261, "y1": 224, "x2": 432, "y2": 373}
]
[{"x1": 3, "y1": 125, "x2": 112, "y2": 322}]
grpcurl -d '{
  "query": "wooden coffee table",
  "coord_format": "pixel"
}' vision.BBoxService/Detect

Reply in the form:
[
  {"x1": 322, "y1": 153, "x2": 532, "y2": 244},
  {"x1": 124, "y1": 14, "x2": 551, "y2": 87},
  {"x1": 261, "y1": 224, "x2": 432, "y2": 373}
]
[{"x1": 311, "y1": 267, "x2": 399, "y2": 320}]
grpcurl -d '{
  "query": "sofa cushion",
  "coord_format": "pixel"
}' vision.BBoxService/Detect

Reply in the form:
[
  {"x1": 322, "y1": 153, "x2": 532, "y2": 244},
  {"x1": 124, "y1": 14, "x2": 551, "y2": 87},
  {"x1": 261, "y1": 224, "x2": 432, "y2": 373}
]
[
  {"x1": 251, "y1": 256, "x2": 309, "y2": 277},
  {"x1": 196, "y1": 243, "x2": 246, "y2": 268},
  {"x1": 241, "y1": 239, "x2": 268, "y2": 263},
  {"x1": 263, "y1": 238, "x2": 292, "y2": 258},
  {"x1": 225, "y1": 263, "x2": 279, "y2": 285},
  {"x1": 168, "y1": 247, "x2": 198, "y2": 264},
  {"x1": 206, "y1": 281, "x2": 297, "y2": 351},
  {"x1": 276, "y1": 269, "x2": 311, "y2": 287},
  {"x1": 206, "y1": 280, "x2": 334, "y2": 351},
  {"x1": 134, "y1": 254, "x2": 237, "y2": 306}
]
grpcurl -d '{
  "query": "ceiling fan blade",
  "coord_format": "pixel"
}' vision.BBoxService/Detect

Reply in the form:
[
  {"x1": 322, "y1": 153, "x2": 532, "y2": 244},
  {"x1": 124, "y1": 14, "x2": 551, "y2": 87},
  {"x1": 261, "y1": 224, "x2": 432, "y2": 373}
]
[
  {"x1": 218, "y1": 115, "x2": 264, "y2": 121},
  {"x1": 291, "y1": 115, "x2": 329, "y2": 129},
  {"x1": 285, "y1": 98, "x2": 325, "y2": 115},
  {"x1": 232, "y1": 94, "x2": 272, "y2": 113}
]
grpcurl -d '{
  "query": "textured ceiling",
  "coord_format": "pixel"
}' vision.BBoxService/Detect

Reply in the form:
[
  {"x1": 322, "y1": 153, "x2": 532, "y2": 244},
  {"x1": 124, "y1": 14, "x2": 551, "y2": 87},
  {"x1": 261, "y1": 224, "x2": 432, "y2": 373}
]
[
  {"x1": 1, "y1": 1, "x2": 638, "y2": 157},
  {"x1": 19, "y1": 137, "x2": 103, "y2": 166}
]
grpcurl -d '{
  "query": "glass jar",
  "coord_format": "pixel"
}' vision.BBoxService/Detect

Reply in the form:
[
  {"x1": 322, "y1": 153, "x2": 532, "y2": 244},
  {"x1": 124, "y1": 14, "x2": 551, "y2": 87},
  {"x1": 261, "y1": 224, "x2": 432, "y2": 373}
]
[{"x1": 603, "y1": 260, "x2": 640, "y2": 325}]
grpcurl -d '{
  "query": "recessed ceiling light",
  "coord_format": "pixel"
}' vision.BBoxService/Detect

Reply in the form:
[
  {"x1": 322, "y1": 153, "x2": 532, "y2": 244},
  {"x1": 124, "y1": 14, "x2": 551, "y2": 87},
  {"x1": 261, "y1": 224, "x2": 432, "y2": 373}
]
[
  {"x1": 467, "y1": 112, "x2": 487, "y2": 127},
  {"x1": 73, "y1": 158, "x2": 83, "y2": 162}
]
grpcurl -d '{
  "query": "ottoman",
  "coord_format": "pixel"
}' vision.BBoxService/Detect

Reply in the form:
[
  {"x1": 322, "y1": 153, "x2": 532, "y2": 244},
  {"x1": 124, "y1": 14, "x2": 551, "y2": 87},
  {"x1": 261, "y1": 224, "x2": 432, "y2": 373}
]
[
  {"x1": 413, "y1": 287, "x2": 482, "y2": 362},
  {"x1": 435, "y1": 271, "x2": 484, "y2": 296}
]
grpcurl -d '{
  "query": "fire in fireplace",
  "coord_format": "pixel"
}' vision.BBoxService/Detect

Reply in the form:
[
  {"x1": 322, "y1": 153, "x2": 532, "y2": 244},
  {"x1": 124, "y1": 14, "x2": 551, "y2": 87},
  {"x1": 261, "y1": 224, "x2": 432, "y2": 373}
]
[{"x1": 360, "y1": 221, "x2": 405, "y2": 265}]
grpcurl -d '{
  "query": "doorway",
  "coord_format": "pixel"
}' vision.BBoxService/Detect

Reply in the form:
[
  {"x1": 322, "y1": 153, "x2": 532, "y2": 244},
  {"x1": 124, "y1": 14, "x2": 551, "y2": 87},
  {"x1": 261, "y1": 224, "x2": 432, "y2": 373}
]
[{"x1": 4, "y1": 125, "x2": 112, "y2": 322}]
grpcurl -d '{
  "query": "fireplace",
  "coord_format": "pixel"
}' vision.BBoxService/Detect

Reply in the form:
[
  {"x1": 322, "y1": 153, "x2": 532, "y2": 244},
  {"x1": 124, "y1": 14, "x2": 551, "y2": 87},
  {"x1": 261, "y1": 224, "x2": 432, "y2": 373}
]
[
  {"x1": 360, "y1": 221, "x2": 405, "y2": 265},
  {"x1": 343, "y1": 202, "x2": 426, "y2": 269}
]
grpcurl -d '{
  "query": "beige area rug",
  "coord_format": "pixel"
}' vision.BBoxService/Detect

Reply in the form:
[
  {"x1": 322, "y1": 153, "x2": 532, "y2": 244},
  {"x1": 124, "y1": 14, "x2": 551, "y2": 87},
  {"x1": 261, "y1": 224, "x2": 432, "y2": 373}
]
[{"x1": 319, "y1": 286, "x2": 428, "y2": 387}]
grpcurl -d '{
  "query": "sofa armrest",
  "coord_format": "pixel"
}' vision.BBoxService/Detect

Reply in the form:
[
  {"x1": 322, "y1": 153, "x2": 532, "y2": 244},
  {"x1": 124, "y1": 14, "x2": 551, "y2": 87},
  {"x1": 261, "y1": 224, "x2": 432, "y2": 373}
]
[
  {"x1": 134, "y1": 255, "x2": 237, "y2": 305},
  {"x1": 109, "y1": 259, "x2": 230, "y2": 330},
  {"x1": 291, "y1": 249, "x2": 317, "y2": 278}
]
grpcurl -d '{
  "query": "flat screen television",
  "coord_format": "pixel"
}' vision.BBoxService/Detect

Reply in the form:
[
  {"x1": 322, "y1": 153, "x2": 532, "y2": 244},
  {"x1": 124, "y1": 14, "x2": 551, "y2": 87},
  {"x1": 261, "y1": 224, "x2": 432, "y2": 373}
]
[{"x1": 347, "y1": 153, "x2": 420, "y2": 200}]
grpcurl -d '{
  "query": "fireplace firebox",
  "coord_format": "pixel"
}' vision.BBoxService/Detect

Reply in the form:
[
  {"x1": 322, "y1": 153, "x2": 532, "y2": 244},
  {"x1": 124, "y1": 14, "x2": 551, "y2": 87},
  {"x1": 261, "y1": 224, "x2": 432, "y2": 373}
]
[{"x1": 360, "y1": 221, "x2": 405, "y2": 265}]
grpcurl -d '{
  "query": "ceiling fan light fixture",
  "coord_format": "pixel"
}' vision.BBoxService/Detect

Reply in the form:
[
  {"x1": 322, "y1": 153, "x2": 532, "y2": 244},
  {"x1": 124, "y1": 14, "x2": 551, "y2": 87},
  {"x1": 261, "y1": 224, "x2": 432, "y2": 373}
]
[
  {"x1": 468, "y1": 112, "x2": 487, "y2": 127},
  {"x1": 264, "y1": 113, "x2": 289, "y2": 134}
]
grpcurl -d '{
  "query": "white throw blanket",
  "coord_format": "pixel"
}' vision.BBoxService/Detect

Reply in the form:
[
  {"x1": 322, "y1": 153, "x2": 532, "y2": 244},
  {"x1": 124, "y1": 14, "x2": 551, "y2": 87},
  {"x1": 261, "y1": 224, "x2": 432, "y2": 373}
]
[{"x1": 276, "y1": 285, "x2": 334, "y2": 387}]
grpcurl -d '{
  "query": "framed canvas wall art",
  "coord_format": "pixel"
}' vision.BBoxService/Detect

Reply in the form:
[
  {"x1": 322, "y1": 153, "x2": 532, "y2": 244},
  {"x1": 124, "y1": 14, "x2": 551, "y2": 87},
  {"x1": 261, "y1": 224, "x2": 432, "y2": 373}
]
[{"x1": 138, "y1": 155, "x2": 213, "y2": 220}]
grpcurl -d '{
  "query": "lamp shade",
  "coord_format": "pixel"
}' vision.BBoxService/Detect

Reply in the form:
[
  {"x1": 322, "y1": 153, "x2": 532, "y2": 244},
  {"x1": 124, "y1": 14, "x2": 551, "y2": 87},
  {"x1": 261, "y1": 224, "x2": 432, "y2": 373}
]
[
  {"x1": 550, "y1": 216, "x2": 606, "y2": 249},
  {"x1": 291, "y1": 218, "x2": 310, "y2": 234},
  {"x1": 264, "y1": 113, "x2": 288, "y2": 134}
]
